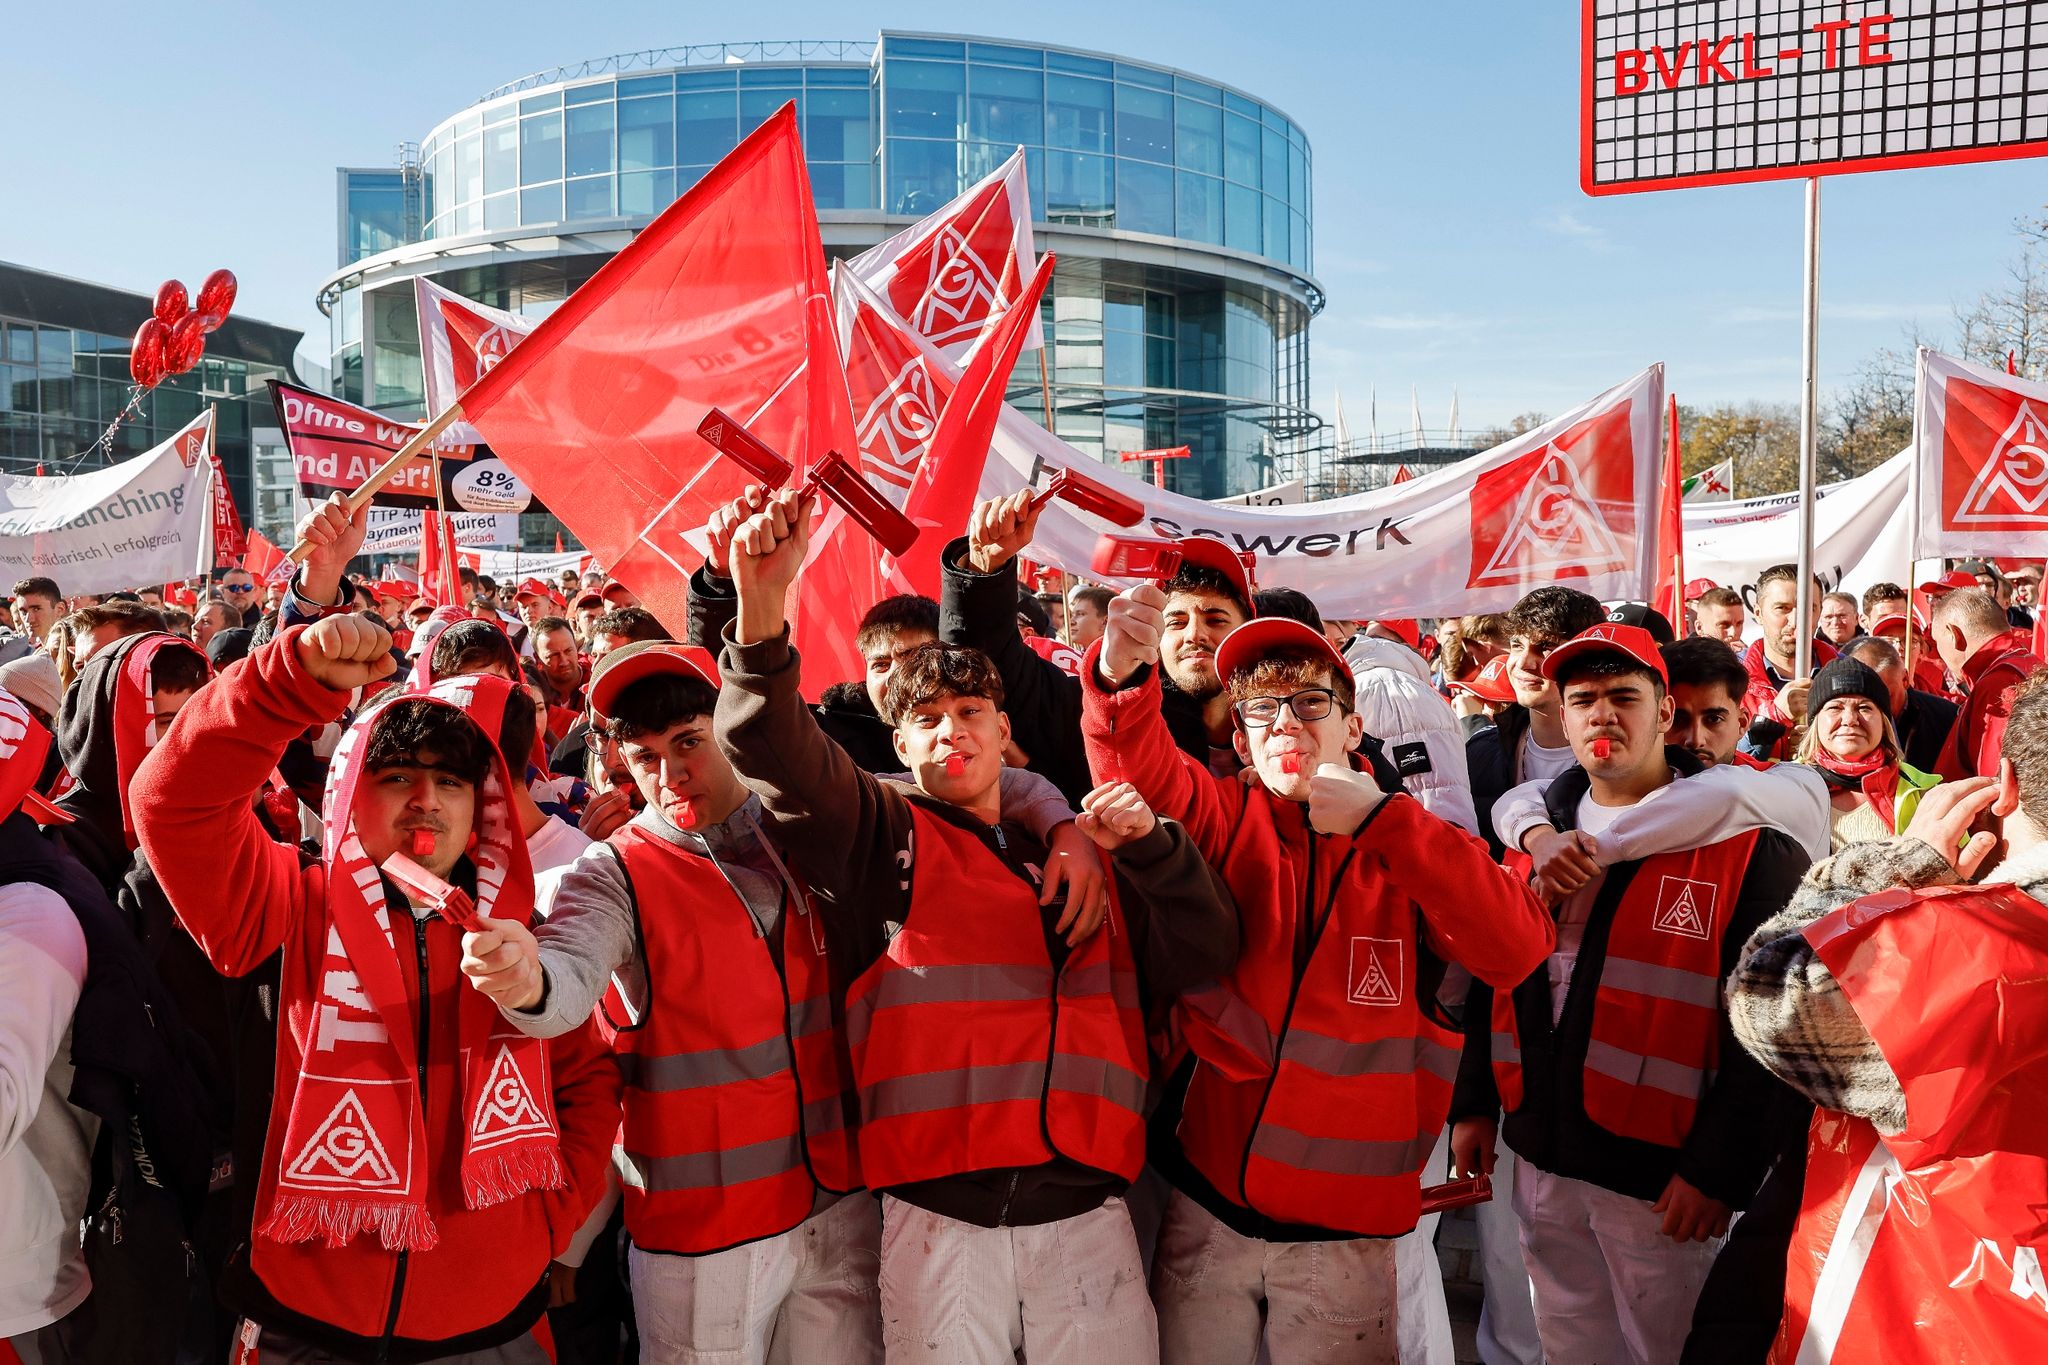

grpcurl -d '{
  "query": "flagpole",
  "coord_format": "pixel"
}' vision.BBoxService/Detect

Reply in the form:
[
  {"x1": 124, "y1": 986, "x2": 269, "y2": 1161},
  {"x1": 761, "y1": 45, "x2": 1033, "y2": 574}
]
[
  {"x1": 201, "y1": 403, "x2": 217, "y2": 588},
  {"x1": 1794, "y1": 177, "x2": 1821, "y2": 681},
  {"x1": 1037, "y1": 348, "x2": 1057, "y2": 438},
  {"x1": 287, "y1": 400, "x2": 467, "y2": 563}
]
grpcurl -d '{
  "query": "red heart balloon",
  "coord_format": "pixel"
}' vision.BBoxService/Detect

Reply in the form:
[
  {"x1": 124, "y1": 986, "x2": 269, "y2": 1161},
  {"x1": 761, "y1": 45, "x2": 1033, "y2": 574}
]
[
  {"x1": 130, "y1": 318, "x2": 169, "y2": 388},
  {"x1": 153, "y1": 279, "x2": 189, "y2": 327},
  {"x1": 166, "y1": 314, "x2": 206, "y2": 375},
  {"x1": 195, "y1": 268, "x2": 237, "y2": 324}
]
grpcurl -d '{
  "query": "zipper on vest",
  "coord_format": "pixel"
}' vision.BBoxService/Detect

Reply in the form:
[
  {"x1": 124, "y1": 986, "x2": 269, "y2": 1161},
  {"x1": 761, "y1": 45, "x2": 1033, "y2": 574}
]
[{"x1": 375, "y1": 915, "x2": 433, "y2": 1362}]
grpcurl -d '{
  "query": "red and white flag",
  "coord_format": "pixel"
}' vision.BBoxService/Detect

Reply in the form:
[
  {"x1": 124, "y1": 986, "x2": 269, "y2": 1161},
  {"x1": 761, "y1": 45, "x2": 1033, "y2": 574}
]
[
  {"x1": 846, "y1": 147, "x2": 1042, "y2": 363},
  {"x1": 416, "y1": 278, "x2": 536, "y2": 446},
  {"x1": 451, "y1": 104, "x2": 855, "y2": 634},
  {"x1": 1913, "y1": 348, "x2": 2048, "y2": 556}
]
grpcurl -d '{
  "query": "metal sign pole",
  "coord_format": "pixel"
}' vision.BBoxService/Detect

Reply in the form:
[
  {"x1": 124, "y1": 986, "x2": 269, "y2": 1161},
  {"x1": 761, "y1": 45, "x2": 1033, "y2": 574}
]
[{"x1": 1794, "y1": 176, "x2": 1821, "y2": 681}]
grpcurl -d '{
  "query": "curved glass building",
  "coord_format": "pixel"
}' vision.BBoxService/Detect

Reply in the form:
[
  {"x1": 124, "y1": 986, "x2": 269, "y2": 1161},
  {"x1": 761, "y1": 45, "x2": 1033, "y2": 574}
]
[{"x1": 322, "y1": 32, "x2": 1324, "y2": 514}]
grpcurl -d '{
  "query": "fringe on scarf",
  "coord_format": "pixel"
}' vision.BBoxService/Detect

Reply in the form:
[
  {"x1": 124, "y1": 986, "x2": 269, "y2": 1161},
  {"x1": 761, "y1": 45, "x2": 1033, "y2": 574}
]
[
  {"x1": 464, "y1": 1144, "x2": 566, "y2": 1210},
  {"x1": 260, "y1": 1195, "x2": 441, "y2": 1252}
]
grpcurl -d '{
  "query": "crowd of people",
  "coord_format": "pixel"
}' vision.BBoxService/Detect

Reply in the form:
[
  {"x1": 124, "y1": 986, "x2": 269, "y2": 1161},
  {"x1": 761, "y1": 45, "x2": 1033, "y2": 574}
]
[{"x1": 3, "y1": 482, "x2": 2044, "y2": 1365}]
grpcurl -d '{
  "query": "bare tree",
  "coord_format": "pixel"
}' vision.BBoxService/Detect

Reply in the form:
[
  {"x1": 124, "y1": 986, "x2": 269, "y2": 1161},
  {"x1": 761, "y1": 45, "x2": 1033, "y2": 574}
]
[
  {"x1": 1953, "y1": 216, "x2": 2048, "y2": 380},
  {"x1": 1680, "y1": 401, "x2": 1802, "y2": 496}
]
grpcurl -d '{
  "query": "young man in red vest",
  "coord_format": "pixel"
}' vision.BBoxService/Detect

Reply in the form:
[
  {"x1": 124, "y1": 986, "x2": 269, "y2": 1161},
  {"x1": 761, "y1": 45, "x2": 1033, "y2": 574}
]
[
  {"x1": 1729, "y1": 671, "x2": 2048, "y2": 1363},
  {"x1": 130, "y1": 614, "x2": 620, "y2": 1364},
  {"x1": 1931, "y1": 586, "x2": 2046, "y2": 779},
  {"x1": 1082, "y1": 589, "x2": 1554, "y2": 1363},
  {"x1": 1448, "y1": 624, "x2": 1811, "y2": 1365},
  {"x1": 713, "y1": 489, "x2": 1238, "y2": 1362}
]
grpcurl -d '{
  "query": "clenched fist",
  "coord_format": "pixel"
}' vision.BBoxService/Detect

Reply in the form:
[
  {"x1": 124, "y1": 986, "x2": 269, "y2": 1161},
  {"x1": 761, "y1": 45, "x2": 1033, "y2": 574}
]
[
  {"x1": 1098, "y1": 583, "x2": 1167, "y2": 687},
  {"x1": 1307, "y1": 761, "x2": 1385, "y2": 837},
  {"x1": 296, "y1": 613, "x2": 396, "y2": 693},
  {"x1": 966, "y1": 489, "x2": 1046, "y2": 575},
  {"x1": 461, "y1": 914, "x2": 544, "y2": 1011},
  {"x1": 1076, "y1": 781, "x2": 1158, "y2": 851}
]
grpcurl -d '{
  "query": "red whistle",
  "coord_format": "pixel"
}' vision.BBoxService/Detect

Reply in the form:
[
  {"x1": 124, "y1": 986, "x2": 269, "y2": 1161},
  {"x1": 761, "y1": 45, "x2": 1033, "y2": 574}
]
[
  {"x1": 409, "y1": 828, "x2": 436, "y2": 858},
  {"x1": 1278, "y1": 754, "x2": 1303, "y2": 775},
  {"x1": 1590, "y1": 739, "x2": 1613, "y2": 760},
  {"x1": 381, "y1": 851, "x2": 482, "y2": 932},
  {"x1": 670, "y1": 798, "x2": 698, "y2": 829},
  {"x1": 943, "y1": 753, "x2": 966, "y2": 777}
]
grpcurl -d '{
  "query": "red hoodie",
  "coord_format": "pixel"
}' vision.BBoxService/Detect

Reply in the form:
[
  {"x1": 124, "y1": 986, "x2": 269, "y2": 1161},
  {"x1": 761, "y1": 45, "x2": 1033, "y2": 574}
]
[
  {"x1": 1939, "y1": 628, "x2": 2046, "y2": 779},
  {"x1": 131, "y1": 630, "x2": 619, "y2": 1358}
]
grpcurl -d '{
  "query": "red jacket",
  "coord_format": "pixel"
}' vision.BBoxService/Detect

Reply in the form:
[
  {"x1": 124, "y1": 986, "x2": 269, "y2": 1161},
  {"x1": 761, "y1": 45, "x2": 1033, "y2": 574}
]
[
  {"x1": 1940, "y1": 629, "x2": 2044, "y2": 779},
  {"x1": 1742, "y1": 638, "x2": 1837, "y2": 759},
  {"x1": 1080, "y1": 651, "x2": 1553, "y2": 1236},
  {"x1": 132, "y1": 635, "x2": 619, "y2": 1357}
]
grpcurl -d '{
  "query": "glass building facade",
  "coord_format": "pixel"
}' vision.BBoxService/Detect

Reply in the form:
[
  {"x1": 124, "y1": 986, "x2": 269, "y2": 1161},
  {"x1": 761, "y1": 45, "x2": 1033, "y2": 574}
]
[
  {"x1": 324, "y1": 33, "x2": 1324, "y2": 522},
  {"x1": 0, "y1": 263, "x2": 304, "y2": 540}
]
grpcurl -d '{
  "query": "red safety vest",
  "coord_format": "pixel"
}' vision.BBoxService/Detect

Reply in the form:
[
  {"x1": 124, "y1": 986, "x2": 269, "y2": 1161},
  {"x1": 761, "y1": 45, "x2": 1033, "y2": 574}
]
[
  {"x1": 1172, "y1": 791, "x2": 1462, "y2": 1237},
  {"x1": 598, "y1": 822, "x2": 859, "y2": 1255},
  {"x1": 843, "y1": 805, "x2": 1148, "y2": 1190},
  {"x1": 1493, "y1": 832, "x2": 1757, "y2": 1149},
  {"x1": 1771, "y1": 882, "x2": 2048, "y2": 1363}
]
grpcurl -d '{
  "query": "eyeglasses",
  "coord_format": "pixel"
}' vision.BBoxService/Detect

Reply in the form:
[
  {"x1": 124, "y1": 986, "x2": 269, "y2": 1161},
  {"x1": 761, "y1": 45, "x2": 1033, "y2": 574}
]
[
  {"x1": 221, "y1": 582, "x2": 256, "y2": 594},
  {"x1": 1233, "y1": 688, "x2": 1344, "y2": 728}
]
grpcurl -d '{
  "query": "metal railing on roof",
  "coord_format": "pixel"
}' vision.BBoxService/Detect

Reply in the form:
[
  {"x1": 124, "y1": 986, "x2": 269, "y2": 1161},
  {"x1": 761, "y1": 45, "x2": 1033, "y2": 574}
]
[{"x1": 478, "y1": 40, "x2": 875, "y2": 102}]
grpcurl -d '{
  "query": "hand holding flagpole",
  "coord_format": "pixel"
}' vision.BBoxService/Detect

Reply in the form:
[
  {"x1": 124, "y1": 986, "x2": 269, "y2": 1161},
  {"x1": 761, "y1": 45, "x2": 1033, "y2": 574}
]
[{"x1": 285, "y1": 401, "x2": 467, "y2": 564}]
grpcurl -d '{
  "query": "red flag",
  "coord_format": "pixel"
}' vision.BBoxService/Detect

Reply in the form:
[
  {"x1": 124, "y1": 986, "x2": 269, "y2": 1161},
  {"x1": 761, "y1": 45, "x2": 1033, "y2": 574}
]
[
  {"x1": 1653, "y1": 393, "x2": 1685, "y2": 626},
  {"x1": 1391, "y1": 464, "x2": 1415, "y2": 484},
  {"x1": 242, "y1": 529, "x2": 288, "y2": 585},
  {"x1": 847, "y1": 148, "x2": 1040, "y2": 362},
  {"x1": 207, "y1": 455, "x2": 248, "y2": 567},
  {"x1": 554, "y1": 531, "x2": 564, "y2": 555},
  {"x1": 419, "y1": 509, "x2": 463, "y2": 607},
  {"x1": 882, "y1": 256, "x2": 1054, "y2": 599},
  {"x1": 454, "y1": 104, "x2": 855, "y2": 634}
]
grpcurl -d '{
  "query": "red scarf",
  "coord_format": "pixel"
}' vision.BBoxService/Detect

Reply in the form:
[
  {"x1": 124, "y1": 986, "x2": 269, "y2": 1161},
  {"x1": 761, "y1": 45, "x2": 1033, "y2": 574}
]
[
  {"x1": 261, "y1": 673, "x2": 562, "y2": 1252},
  {"x1": 112, "y1": 633, "x2": 213, "y2": 848},
  {"x1": 1812, "y1": 748, "x2": 1901, "y2": 828}
]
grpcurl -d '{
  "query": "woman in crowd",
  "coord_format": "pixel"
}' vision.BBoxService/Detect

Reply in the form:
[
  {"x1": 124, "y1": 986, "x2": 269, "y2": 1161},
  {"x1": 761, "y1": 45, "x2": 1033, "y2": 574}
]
[{"x1": 1796, "y1": 655, "x2": 1941, "y2": 850}]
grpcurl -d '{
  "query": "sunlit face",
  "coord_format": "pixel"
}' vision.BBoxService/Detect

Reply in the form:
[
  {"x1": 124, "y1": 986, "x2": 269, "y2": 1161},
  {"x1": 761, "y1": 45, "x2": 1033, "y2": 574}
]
[
  {"x1": 218, "y1": 572, "x2": 258, "y2": 608},
  {"x1": 1229, "y1": 668, "x2": 1364, "y2": 802},
  {"x1": 574, "y1": 605, "x2": 603, "y2": 639},
  {"x1": 1815, "y1": 695, "x2": 1885, "y2": 761},
  {"x1": 1694, "y1": 601, "x2": 1747, "y2": 646},
  {"x1": 586, "y1": 733, "x2": 643, "y2": 811},
  {"x1": 13, "y1": 592, "x2": 59, "y2": 642},
  {"x1": 618, "y1": 715, "x2": 740, "y2": 831},
  {"x1": 354, "y1": 757, "x2": 476, "y2": 878},
  {"x1": 1066, "y1": 595, "x2": 1106, "y2": 650},
  {"x1": 1560, "y1": 669, "x2": 1674, "y2": 779},
  {"x1": 1755, "y1": 579, "x2": 1812, "y2": 662},
  {"x1": 1162, "y1": 589, "x2": 1247, "y2": 699},
  {"x1": 864, "y1": 629, "x2": 936, "y2": 715},
  {"x1": 1862, "y1": 597, "x2": 1907, "y2": 633},
  {"x1": 1665, "y1": 681, "x2": 1747, "y2": 768},
  {"x1": 1818, "y1": 598, "x2": 1859, "y2": 645},
  {"x1": 535, "y1": 627, "x2": 581, "y2": 687},
  {"x1": 893, "y1": 691, "x2": 1009, "y2": 806},
  {"x1": 1505, "y1": 633, "x2": 1566, "y2": 709},
  {"x1": 517, "y1": 596, "x2": 550, "y2": 628}
]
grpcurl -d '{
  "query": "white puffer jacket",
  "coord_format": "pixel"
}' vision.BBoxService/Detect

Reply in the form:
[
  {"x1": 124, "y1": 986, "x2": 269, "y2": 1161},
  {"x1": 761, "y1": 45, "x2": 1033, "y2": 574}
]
[{"x1": 1342, "y1": 635, "x2": 1478, "y2": 834}]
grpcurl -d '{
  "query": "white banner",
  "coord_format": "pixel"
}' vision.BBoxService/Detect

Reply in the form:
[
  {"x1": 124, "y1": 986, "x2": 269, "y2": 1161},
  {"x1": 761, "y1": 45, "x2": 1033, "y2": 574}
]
[
  {"x1": 464, "y1": 547, "x2": 587, "y2": 580},
  {"x1": 0, "y1": 414, "x2": 213, "y2": 595},
  {"x1": 360, "y1": 508, "x2": 521, "y2": 555},
  {"x1": 1683, "y1": 448, "x2": 1911, "y2": 604},
  {"x1": 1912, "y1": 347, "x2": 2048, "y2": 556},
  {"x1": 981, "y1": 367, "x2": 1665, "y2": 617},
  {"x1": 1212, "y1": 479, "x2": 1306, "y2": 507}
]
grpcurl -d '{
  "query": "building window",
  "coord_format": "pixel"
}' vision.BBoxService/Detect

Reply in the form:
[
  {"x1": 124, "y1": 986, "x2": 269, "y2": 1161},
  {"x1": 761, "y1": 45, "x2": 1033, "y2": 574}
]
[
  {"x1": 619, "y1": 168, "x2": 675, "y2": 217},
  {"x1": 885, "y1": 59, "x2": 965, "y2": 141},
  {"x1": 619, "y1": 96, "x2": 674, "y2": 173},
  {"x1": 968, "y1": 64, "x2": 1042, "y2": 146},
  {"x1": 519, "y1": 182, "x2": 563, "y2": 225},
  {"x1": 887, "y1": 138, "x2": 959, "y2": 214},
  {"x1": 1175, "y1": 98, "x2": 1222, "y2": 175},
  {"x1": 483, "y1": 122, "x2": 518, "y2": 195},
  {"x1": 806, "y1": 86, "x2": 870, "y2": 162},
  {"x1": 1114, "y1": 159, "x2": 1173, "y2": 236},
  {"x1": 1115, "y1": 84, "x2": 1174, "y2": 163},
  {"x1": 566, "y1": 174, "x2": 615, "y2": 219},
  {"x1": 1176, "y1": 172, "x2": 1223, "y2": 245},
  {"x1": 520, "y1": 112, "x2": 563, "y2": 185},
  {"x1": 1046, "y1": 75, "x2": 1111, "y2": 154},
  {"x1": 1224, "y1": 113, "x2": 1261, "y2": 185},
  {"x1": 566, "y1": 102, "x2": 615, "y2": 178},
  {"x1": 678, "y1": 90, "x2": 738, "y2": 165},
  {"x1": 1045, "y1": 151, "x2": 1112, "y2": 226}
]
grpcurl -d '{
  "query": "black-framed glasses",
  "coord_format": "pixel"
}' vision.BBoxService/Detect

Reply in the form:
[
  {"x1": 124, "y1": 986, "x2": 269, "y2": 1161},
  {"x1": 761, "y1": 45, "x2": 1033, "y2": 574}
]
[{"x1": 1233, "y1": 688, "x2": 1344, "y2": 728}]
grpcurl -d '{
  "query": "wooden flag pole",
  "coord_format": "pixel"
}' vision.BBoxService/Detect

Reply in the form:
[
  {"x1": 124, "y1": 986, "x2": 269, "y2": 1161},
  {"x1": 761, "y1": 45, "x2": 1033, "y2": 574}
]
[
  {"x1": 287, "y1": 401, "x2": 467, "y2": 563},
  {"x1": 1037, "y1": 348, "x2": 1057, "y2": 438}
]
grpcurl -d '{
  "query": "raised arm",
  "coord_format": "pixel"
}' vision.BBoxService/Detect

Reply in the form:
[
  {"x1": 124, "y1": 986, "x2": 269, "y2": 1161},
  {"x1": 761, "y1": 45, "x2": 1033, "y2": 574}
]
[
  {"x1": 1356, "y1": 794, "x2": 1554, "y2": 989},
  {"x1": 132, "y1": 618, "x2": 393, "y2": 975}
]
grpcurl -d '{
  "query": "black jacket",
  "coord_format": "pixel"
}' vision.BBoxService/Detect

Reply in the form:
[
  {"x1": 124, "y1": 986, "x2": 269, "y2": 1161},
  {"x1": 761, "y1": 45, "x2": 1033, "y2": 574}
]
[
  {"x1": 1463, "y1": 703, "x2": 1534, "y2": 858},
  {"x1": 1897, "y1": 686, "x2": 1959, "y2": 776},
  {"x1": 1449, "y1": 754, "x2": 1811, "y2": 1208}
]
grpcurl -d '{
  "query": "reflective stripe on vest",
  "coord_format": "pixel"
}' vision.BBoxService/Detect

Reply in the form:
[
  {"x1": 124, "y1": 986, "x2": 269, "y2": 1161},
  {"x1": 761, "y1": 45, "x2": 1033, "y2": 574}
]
[
  {"x1": 845, "y1": 806, "x2": 1148, "y2": 1188},
  {"x1": 1250, "y1": 1124, "x2": 1441, "y2": 1178},
  {"x1": 605, "y1": 824, "x2": 859, "y2": 1254}
]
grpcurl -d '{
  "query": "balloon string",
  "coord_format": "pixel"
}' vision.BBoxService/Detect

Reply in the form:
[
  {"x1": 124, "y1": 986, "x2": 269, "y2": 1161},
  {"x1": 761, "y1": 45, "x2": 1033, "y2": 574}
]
[{"x1": 80, "y1": 384, "x2": 152, "y2": 467}]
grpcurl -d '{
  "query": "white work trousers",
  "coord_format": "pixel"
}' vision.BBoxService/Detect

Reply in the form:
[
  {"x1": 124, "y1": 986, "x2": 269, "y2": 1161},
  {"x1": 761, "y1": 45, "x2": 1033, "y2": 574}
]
[
  {"x1": 627, "y1": 1193, "x2": 882, "y2": 1365},
  {"x1": 1152, "y1": 1188, "x2": 1401, "y2": 1364},
  {"x1": 1475, "y1": 1146, "x2": 1544, "y2": 1365},
  {"x1": 1393, "y1": 1128, "x2": 1454, "y2": 1364},
  {"x1": 877, "y1": 1194, "x2": 1156, "y2": 1363},
  {"x1": 1512, "y1": 1164, "x2": 1718, "y2": 1365}
]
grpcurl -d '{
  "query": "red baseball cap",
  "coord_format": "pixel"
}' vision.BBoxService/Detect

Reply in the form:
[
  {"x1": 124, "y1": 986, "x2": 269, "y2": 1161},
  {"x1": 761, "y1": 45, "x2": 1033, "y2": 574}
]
[
  {"x1": 600, "y1": 579, "x2": 636, "y2": 603},
  {"x1": 1683, "y1": 577, "x2": 1719, "y2": 602},
  {"x1": 1449, "y1": 654, "x2": 1516, "y2": 705},
  {"x1": 587, "y1": 641, "x2": 722, "y2": 726},
  {"x1": 0, "y1": 689, "x2": 72, "y2": 826},
  {"x1": 1917, "y1": 569, "x2": 1978, "y2": 595},
  {"x1": 1169, "y1": 537, "x2": 1257, "y2": 613},
  {"x1": 572, "y1": 590, "x2": 606, "y2": 611},
  {"x1": 513, "y1": 577, "x2": 560, "y2": 605},
  {"x1": 1539, "y1": 623, "x2": 1669, "y2": 685},
  {"x1": 1212, "y1": 616, "x2": 1350, "y2": 694},
  {"x1": 1364, "y1": 618, "x2": 1421, "y2": 650},
  {"x1": 1869, "y1": 611, "x2": 1929, "y2": 639}
]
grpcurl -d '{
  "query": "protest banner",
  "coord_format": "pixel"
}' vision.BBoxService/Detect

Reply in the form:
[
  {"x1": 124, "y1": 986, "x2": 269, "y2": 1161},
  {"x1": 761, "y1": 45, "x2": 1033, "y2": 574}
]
[
  {"x1": 0, "y1": 412, "x2": 212, "y2": 595},
  {"x1": 269, "y1": 379, "x2": 548, "y2": 517},
  {"x1": 1684, "y1": 448, "x2": 1910, "y2": 606},
  {"x1": 416, "y1": 277, "x2": 535, "y2": 447},
  {"x1": 359, "y1": 507, "x2": 521, "y2": 555}
]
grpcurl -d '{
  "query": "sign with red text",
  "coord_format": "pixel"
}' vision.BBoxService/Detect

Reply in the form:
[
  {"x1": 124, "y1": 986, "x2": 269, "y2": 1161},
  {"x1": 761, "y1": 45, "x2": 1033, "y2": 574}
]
[
  {"x1": 1584, "y1": 3, "x2": 2048, "y2": 194},
  {"x1": 268, "y1": 380, "x2": 548, "y2": 517}
]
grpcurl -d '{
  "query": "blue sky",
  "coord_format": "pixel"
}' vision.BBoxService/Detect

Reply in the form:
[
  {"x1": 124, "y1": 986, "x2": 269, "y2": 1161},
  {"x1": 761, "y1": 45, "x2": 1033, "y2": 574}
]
[{"x1": 7, "y1": 0, "x2": 2046, "y2": 430}]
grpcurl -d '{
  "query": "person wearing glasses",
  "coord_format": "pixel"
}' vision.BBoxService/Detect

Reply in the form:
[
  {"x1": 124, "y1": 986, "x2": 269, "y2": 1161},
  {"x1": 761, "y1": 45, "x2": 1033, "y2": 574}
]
[
  {"x1": 1083, "y1": 604, "x2": 1554, "y2": 1364},
  {"x1": 215, "y1": 566, "x2": 262, "y2": 626}
]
